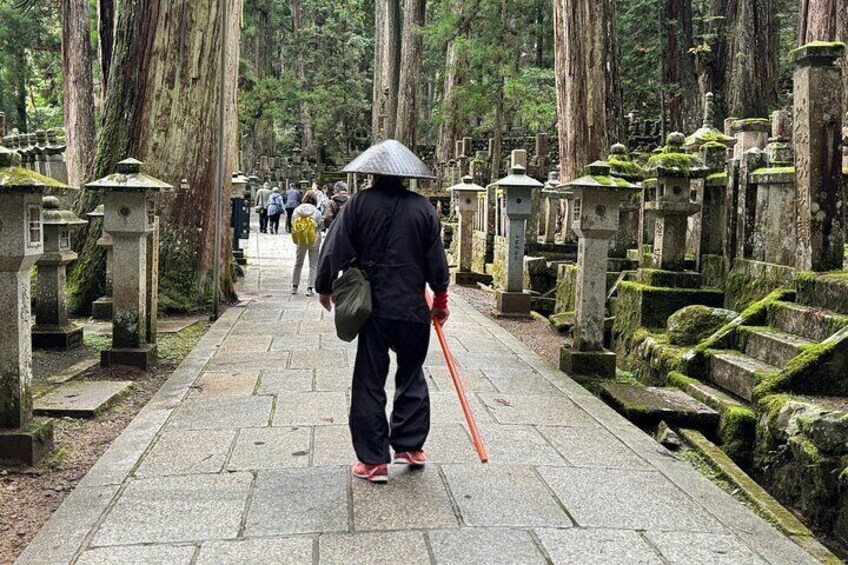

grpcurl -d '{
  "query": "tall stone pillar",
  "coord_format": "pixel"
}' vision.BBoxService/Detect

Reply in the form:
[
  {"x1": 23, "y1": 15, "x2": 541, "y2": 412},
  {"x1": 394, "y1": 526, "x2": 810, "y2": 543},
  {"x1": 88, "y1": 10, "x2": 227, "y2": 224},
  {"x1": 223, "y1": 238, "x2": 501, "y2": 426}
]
[
  {"x1": 0, "y1": 146, "x2": 68, "y2": 465},
  {"x1": 87, "y1": 159, "x2": 172, "y2": 369},
  {"x1": 493, "y1": 164, "x2": 543, "y2": 317},
  {"x1": 560, "y1": 162, "x2": 639, "y2": 379},
  {"x1": 794, "y1": 42, "x2": 846, "y2": 272},
  {"x1": 32, "y1": 197, "x2": 87, "y2": 349}
]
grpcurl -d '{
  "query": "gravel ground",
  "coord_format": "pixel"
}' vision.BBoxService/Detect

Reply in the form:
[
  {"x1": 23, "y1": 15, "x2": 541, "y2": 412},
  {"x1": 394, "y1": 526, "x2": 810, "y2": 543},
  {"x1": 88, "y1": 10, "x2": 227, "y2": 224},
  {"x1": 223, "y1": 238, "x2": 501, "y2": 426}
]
[
  {"x1": 1, "y1": 321, "x2": 209, "y2": 564},
  {"x1": 452, "y1": 285, "x2": 567, "y2": 366}
]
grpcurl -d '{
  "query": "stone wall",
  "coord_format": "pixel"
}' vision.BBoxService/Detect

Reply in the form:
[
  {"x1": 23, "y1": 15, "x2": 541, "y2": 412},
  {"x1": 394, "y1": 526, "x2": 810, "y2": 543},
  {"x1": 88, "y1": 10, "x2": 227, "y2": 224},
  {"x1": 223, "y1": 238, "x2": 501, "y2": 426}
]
[{"x1": 724, "y1": 258, "x2": 796, "y2": 312}]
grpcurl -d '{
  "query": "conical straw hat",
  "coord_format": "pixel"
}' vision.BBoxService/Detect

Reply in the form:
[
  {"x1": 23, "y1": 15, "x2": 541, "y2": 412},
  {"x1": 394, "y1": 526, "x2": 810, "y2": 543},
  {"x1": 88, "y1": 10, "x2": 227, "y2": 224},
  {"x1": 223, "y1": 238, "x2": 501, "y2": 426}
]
[{"x1": 342, "y1": 139, "x2": 435, "y2": 180}]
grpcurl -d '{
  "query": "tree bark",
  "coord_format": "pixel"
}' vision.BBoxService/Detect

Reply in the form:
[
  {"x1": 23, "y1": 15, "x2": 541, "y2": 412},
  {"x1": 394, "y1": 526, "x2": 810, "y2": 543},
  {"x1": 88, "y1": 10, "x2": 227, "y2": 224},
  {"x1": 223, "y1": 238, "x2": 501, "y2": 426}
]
[
  {"x1": 14, "y1": 49, "x2": 27, "y2": 133},
  {"x1": 436, "y1": 38, "x2": 466, "y2": 162},
  {"x1": 395, "y1": 0, "x2": 425, "y2": 147},
  {"x1": 70, "y1": 0, "x2": 243, "y2": 314},
  {"x1": 292, "y1": 0, "x2": 313, "y2": 152},
  {"x1": 799, "y1": 0, "x2": 848, "y2": 114},
  {"x1": 664, "y1": 0, "x2": 700, "y2": 133},
  {"x1": 705, "y1": 0, "x2": 778, "y2": 121},
  {"x1": 61, "y1": 0, "x2": 97, "y2": 188},
  {"x1": 553, "y1": 0, "x2": 624, "y2": 181},
  {"x1": 98, "y1": 0, "x2": 115, "y2": 96},
  {"x1": 372, "y1": 0, "x2": 401, "y2": 141}
]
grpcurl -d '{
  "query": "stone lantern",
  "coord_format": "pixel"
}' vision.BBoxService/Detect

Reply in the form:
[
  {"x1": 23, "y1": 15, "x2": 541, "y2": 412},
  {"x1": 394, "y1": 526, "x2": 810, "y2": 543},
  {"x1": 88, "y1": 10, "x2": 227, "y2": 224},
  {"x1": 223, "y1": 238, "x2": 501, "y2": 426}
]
[
  {"x1": 32, "y1": 197, "x2": 87, "y2": 350},
  {"x1": 231, "y1": 172, "x2": 250, "y2": 266},
  {"x1": 560, "y1": 161, "x2": 639, "y2": 379},
  {"x1": 541, "y1": 170, "x2": 572, "y2": 245},
  {"x1": 0, "y1": 145, "x2": 68, "y2": 465},
  {"x1": 43, "y1": 130, "x2": 68, "y2": 184},
  {"x1": 449, "y1": 175, "x2": 487, "y2": 286},
  {"x1": 492, "y1": 164, "x2": 544, "y2": 317},
  {"x1": 87, "y1": 205, "x2": 115, "y2": 320},
  {"x1": 644, "y1": 133, "x2": 707, "y2": 271},
  {"x1": 86, "y1": 159, "x2": 172, "y2": 369}
]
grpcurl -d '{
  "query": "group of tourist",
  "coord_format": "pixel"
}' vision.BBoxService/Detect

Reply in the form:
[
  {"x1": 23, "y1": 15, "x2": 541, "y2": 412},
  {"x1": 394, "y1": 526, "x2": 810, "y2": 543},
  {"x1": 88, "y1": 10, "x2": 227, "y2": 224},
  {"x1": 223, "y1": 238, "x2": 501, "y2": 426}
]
[{"x1": 254, "y1": 179, "x2": 351, "y2": 297}]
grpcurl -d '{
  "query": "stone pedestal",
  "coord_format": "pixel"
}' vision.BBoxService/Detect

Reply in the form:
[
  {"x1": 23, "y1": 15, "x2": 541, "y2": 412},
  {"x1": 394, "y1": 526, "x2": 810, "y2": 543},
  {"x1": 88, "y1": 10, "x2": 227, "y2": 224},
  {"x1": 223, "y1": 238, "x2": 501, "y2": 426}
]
[
  {"x1": 87, "y1": 159, "x2": 171, "y2": 369},
  {"x1": 558, "y1": 162, "x2": 639, "y2": 379},
  {"x1": 794, "y1": 42, "x2": 846, "y2": 272}
]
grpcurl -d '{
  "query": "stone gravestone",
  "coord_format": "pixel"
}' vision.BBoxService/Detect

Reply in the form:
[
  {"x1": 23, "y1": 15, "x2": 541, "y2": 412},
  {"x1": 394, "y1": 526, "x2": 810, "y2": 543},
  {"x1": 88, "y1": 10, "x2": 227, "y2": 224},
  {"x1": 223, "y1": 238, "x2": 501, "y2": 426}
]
[
  {"x1": 88, "y1": 205, "x2": 115, "y2": 320},
  {"x1": 86, "y1": 159, "x2": 172, "y2": 370},
  {"x1": 0, "y1": 146, "x2": 69, "y2": 465},
  {"x1": 32, "y1": 197, "x2": 87, "y2": 349},
  {"x1": 560, "y1": 162, "x2": 639, "y2": 379}
]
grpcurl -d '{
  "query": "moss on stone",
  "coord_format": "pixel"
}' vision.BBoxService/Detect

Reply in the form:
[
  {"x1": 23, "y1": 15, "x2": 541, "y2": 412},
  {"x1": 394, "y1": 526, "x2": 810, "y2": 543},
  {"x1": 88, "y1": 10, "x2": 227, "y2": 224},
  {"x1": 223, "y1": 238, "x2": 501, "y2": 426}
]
[
  {"x1": 667, "y1": 305, "x2": 736, "y2": 346},
  {"x1": 645, "y1": 150, "x2": 704, "y2": 176},
  {"x1": 719, "y1": 405, "x2": 757, "y2": 465}
]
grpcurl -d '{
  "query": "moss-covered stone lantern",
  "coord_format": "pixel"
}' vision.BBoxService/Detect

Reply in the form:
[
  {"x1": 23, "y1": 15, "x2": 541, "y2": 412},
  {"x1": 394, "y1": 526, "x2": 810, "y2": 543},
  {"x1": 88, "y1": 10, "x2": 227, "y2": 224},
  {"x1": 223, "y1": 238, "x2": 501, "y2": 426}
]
[
  {"x1": 559, "y1": 161, "x2": 639, "y2": 380},
  {"x1": 32, "y1": 197, "x2": 87, "y2": 350},
  {"x1": 449, "y1": 175, "x2": 488, "y2": 286},
  {"x1": 0, "y1": 145, "x2": 68, "y2": 465},
  {"x1": 86, "y1": 159, "x2": 172, "y2": 370},
  {"x1": 492, "y1": 164, "x2": 544, "y2": 317}
]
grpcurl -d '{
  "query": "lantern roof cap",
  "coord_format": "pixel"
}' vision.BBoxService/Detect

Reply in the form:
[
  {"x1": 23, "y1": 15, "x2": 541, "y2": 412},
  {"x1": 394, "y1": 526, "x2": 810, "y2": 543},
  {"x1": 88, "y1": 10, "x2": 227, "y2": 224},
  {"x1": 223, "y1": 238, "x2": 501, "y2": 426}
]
[
  {"x1": 86, "y1": 158, "x2": 173, "y2": 192},
  {"x1": 449, "y1": 175, "x2": 486, "y2": 193},
  {"x1": 41, "y1": 196, "x2": 87, "y2": 226},
  {"x1": 563, "y1": 161, "x2": 639, "y2": 191},
  {"x1": 492, "y1": 165, "x2": 545, "y2": 189},
  {"x1": 0, "y1": 146, "x2": 70, "y2": 193}
]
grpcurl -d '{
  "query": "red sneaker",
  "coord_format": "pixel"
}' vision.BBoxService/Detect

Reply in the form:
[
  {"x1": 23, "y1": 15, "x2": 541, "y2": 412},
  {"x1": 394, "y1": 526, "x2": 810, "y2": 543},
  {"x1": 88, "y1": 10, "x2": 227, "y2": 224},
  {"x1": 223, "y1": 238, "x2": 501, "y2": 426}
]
[
  {"x1": 352, "y1": 461, "x2": 388, "y2": 483},
  {"x1": 393, "y1": 450, "x2": 427, "y2": 467}
]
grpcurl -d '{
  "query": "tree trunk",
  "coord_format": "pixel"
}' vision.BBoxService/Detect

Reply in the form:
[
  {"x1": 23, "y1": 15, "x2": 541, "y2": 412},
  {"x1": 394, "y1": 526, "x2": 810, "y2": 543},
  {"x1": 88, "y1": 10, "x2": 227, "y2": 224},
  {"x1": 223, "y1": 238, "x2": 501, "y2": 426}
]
[
  {"x1": 292, "y1": 0, "x2": 313, "y2": 152},
  {"x1": 98, "y1": 0, "x2": 115, "y2": 96},
  {"x1": 436, "y1": 38, "x2": 466, "y2": 162},
  {"x1": 535, "y1": 0, "x2": 545, "y2": 67},
  {"x1": 395, "y1": 0, "x2": 425, "y2": 147},
  {"x1": 553, "y1": 0, "x2": 623, "y2": 181},
  {"x1": 372, "y1": 0, "x2": 401, "y2": 141},
  {"x1": 664, "y1": 0, "x2": 700, "y2": 133},
  {"x1": 62, "y1": 0, "x2": 97, "y2": 188},
  {"x1": 14, "y1": 49, "x2": 27, "y2": 133},
  {"x1": 69, "y1": 0, "x2": 243, "y2": 314},
  {"x1": 705, "y1": 0, "x2": 778, "y2": 121},
  {"x1": 799, "y1": 0, "x2": 848, "y2": 114}
]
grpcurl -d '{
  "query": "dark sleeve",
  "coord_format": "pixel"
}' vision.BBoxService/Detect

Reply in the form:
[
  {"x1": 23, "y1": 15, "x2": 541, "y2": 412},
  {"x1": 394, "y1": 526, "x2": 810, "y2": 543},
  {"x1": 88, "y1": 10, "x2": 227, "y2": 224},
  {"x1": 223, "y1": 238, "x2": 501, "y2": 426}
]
[
  {"x1": 424, "y1": 204, "x2": 450, "y2": 294},
  {"x1": 315, "y1": 200, "x2": 357, "y2": 295}
]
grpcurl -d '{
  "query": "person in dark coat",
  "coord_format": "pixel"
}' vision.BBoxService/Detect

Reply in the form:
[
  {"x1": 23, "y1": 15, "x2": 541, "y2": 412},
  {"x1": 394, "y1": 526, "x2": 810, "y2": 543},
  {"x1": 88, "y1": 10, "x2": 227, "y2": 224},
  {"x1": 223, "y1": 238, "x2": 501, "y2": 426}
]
[
  {"x1": 315, "y1": 140, "x2": 450, "y2": 484},
  {"x1": 285, "y1": 184, "x2": 302, "y2": 233}
]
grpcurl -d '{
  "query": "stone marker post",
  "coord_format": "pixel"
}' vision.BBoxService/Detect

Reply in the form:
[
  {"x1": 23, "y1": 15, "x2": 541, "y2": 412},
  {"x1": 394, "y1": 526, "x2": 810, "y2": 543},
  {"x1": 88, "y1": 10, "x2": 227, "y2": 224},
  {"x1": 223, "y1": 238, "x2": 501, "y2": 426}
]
[
  {"x1": 0, "y1": 146, "x2": 68, "y2": 465},
  {"x1": 560, "y1": 162, "x2": 639, "y2": 379},
  {"x1": 87, "y1": 159, "x2": 172, "y2": 369},
  {"x1": 32, "y1": 197, "x2": 87, "y2": 349},
  {"x1": 794, "y1": 42, "x2": 846, "y2": 272},
  {"x1": 87, "y1": 205, "x2": 114, "y2": 320},
  {"x1": 450, "y1": 175, "x2": 488, "y2": 286},
  {"x1": 644, "y1": 133, "x2": 706, "y2": 271},
  {"x1": 492, "y1": 164, "x2": 544, "y2": 317}
]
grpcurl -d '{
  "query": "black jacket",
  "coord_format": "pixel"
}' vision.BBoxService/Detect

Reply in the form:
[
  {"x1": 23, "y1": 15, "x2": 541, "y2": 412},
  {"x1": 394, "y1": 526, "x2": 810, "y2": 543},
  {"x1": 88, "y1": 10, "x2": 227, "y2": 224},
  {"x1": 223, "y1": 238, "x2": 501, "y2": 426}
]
[{"x1": 315, "y1": 178, "x2": 450, "y2": 325}]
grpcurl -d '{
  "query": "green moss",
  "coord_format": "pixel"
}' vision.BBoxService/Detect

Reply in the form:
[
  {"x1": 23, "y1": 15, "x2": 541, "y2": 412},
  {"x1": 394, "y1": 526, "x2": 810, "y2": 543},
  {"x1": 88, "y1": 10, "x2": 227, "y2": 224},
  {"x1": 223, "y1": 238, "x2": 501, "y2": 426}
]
[
  {"x1": 0, "y1": 166, "x2": 68, "y2": 189},
  {"x1": 701, "y1": 140, "x2": 728, "y2": 148},
  {"x1": 83, "y1": 333, "x2": 111, "y2": 352},
  {"x1": 667, "y1": 305, "x2": 735, "y2": 346},
  {"x1": 755, "y1": 326, "x2": 848, "y2": 397},
  {"x1": 668, "y1": 371, "x2": 699, "y2": 388},
  {"x1": 645, "y1": 150, "x2": 704, "y2": 176},
  {"x1": 706, "y1": 172, "x2": 728, "y2": 182},
  {"x1": 719, "y1": 405, "x2": 757, "y2": 465},
  {"x1": 606, "y1": 157, "x2": 643, "y2": 179},
  {"x1": 589, "y1": 175, "x2": 635, "y2": 188}
]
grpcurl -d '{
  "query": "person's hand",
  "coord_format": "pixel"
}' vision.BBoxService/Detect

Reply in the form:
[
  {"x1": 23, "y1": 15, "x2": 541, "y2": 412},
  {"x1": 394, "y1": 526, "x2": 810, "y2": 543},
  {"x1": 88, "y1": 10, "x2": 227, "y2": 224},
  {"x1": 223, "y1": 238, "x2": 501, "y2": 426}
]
[
  {"x1": 319, "y1": 293, "x2": 334, "y2": 312},
  {"x1": 432, "y1": 306, "x2": 450, "y2": 326}
]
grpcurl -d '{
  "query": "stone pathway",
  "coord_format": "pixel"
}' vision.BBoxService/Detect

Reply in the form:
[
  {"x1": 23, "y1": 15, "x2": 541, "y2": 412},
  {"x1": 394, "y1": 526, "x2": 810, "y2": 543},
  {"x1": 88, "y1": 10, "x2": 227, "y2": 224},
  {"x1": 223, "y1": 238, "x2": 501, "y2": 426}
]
[{"x1": 17, "y1": 226, "x2": 819, "y2": 565}]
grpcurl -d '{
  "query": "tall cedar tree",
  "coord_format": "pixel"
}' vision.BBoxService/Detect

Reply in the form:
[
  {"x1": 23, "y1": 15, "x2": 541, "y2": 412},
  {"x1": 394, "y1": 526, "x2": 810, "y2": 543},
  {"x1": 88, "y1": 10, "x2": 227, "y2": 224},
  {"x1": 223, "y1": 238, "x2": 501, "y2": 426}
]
[
  {"x1": 395, "y1": 0, "x2": 426, "y2": 147},
  {"x1": 61, "y1": 0, "x2": 96, "y2": 188},
  {"x1": 69, "y1": 0, "x2": 243, "y2": 314},
  {"x1": 373, "y1": 0, "x2": 401, "y2": 140}
]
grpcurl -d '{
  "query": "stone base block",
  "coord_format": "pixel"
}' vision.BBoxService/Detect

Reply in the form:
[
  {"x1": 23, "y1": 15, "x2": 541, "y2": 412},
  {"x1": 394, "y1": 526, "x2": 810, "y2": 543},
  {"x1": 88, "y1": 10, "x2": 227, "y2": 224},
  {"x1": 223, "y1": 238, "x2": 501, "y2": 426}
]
[
  {"x1": 600, "y1": 383, "x2": 719, "y2": 430},
  {"x1": 451, "y1": 270, "x2": 493, "y2": 287},
  {"x1": 32, "y1": 324, "x2": 84, "y2": 350},
  {"x1": 493, "y1": 291, "x2": 532, "y2": 318},
  {"x1": 101, "y1": 344, "x2": 157, "y2": 370},
  {"x1": 560, "y1": 348, "x2": 617, "y2": 379},
  {"x1": 92, "y1": 297, "x2": 114, "y2": 320},
  {"x1": 0, "y1": 419, "x2": 54, "y2": 467}
]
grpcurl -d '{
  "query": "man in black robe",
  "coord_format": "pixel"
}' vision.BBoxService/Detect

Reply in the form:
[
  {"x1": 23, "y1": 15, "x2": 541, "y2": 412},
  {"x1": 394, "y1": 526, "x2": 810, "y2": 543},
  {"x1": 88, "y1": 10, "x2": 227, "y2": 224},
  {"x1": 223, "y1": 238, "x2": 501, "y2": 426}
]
[{"x1": 315, "y1": 140, "x2": 450, "y2": 483}]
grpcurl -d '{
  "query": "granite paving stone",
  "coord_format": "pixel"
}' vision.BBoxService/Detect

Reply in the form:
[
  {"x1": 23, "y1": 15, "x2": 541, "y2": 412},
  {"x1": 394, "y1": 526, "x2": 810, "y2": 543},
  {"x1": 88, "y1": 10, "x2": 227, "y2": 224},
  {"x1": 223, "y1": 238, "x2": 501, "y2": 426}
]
[
  {"x1": 312, "y1": 425, "x2": 356, "y2": 466},
  {"x1": 539, "y1": 467, "x2": 725, "y2": 532},
  {"x1": 442, "y1": 465, "x2": 572, "y2": 528},
  {"x1": 428, "y1": 528, "x2": 547, "y2": 564},
  {"x1": 196, "y1": 537, "x2": 314, "y2": 565},
  {"x1": 472, "y1": 424, "x2": 567, "y2": 466},
  {"x1": 290, "y1": 349, "x2": 348, "y2": 369},
  {"x1": 257, "y1": 368, "x2": 315, "y2": 394},
  {"x1": 75, "y1": 545, "x2": 196, "y2": 565},
  {"x1": 477, "y1": 392, "x2": 600, "y2": 427},
  {"x1": 217, "y1": 335, "x2": 273, "y2": 353},
  {"x1": 352, "y1": 466, "x2": 459, "y2": 530},
  {"x1": 483, "y1": 369, "x2": 561, "y2": 394},
  {"x1": 187, "y1": 371, "x2": 259, "y2": 398},
  {"x1": 92, "y1": 473, "x2": 253, "y2": 546},
  {"x1": 34, "y1": 381, "x2": 134, "y2": 418},
  {"x1": 538, "y1": 425, "x2": 652, "y2": 469},
  {"x1": 227, "y1": 426, "x2": 312, "y2": 470},
  {"x1": 245, "y1": 467, "x2": 349, "y2": 536},
  {"x1": 536, "y1": 528, "x2": 663, "y2": 565},
  {"x1": 318, "y1": 532, "x2": 430, "y2": 565},
  {"x1": 429, "y1": 391, "x2": 493, "y2": 425},
  {"x1": 167, "y1": 396, "x2": 273, "y2": 430},
  {"x1": 425, "y1": 366, "x2": 496, "y2": 392},
  {"x1": 270, "y1": 334, "x2": 321, "y2": 351},
  {"x1": 274, "y1": 391, "x2": 348, "y2": 426},
  {"x1": 645, "y1": 531, "x2": 768, "y2": 564},
  {"x1": 421, "y1": 424, "x2": 479, "y2": 464},
  {"x1": 135, "y1": 429, "x2": 235, "y2": 477}
]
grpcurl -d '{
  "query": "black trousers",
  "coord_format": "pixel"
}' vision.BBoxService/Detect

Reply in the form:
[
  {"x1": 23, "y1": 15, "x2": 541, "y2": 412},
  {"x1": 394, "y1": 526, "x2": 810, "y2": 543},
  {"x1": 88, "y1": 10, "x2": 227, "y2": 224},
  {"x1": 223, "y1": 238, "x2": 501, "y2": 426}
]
[
  {"x1": 259, "y1": 209, "x2": 269, "y2": 233},
  {"x1": 351, "y1": 317, "x2": 431, "y2": 464},
  {"x1": 269, "y1": 212, "x2": 281, "y2": 234},
  {"x1": 285, "y1": 207, "x2": 296, "y2": 232}
]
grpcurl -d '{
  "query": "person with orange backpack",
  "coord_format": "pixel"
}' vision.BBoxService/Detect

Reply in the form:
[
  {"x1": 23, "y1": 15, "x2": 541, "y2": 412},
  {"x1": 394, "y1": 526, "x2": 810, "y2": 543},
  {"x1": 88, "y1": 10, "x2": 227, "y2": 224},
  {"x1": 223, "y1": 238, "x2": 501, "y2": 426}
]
[{"x1": 291, "y1": 190, "x2": 324, "y2": 296}]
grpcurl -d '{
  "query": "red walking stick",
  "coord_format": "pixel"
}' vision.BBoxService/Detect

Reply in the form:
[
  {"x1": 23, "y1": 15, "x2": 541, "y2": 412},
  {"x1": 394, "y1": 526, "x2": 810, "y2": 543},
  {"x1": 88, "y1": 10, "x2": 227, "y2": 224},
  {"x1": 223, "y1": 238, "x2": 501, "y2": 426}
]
[{"x1": 427, "y1": 292, "x2": 489, "y2": 463}]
